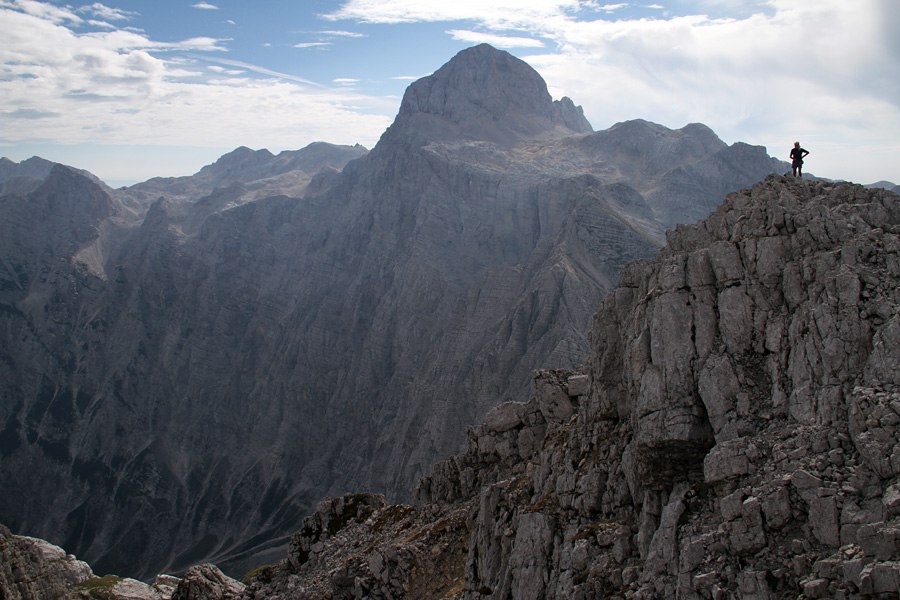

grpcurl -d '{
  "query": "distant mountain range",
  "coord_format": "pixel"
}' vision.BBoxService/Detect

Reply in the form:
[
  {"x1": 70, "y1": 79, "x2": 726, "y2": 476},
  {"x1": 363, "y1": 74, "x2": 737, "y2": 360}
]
[
  {"x1": 866, "y1": 180, "x2": 900, "y2": 193},
  {"x1": 0, "y1": 44, "x2": 850, "y2": 580}
]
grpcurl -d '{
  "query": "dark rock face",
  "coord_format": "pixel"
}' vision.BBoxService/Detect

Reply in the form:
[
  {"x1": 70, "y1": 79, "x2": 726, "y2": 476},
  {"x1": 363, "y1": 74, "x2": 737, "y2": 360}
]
[
  {"x1": 0, "y1": 156, "x2": 104, "y2": 196},
  {"x1": 0, "y1": 45, "x2": 789, "y2": 580}
]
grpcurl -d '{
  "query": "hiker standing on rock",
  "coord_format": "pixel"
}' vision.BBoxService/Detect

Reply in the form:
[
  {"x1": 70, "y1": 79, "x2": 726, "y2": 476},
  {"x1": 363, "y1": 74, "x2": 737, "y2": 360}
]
[{"x1": 790, "y1": 142, "x2": 809, "y2": 178}]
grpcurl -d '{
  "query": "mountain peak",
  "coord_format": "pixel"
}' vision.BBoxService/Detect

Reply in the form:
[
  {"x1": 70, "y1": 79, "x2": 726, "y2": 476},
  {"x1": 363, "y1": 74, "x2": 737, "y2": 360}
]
[
  {"x1": 0, "y1": 156, "x2": 92, "y2": 187},
  {"x1": 200, "y1": 146, "x2": 276, "y2": 176},
  {"x1": 380, "y1": 44, "x2": 592, "y2": 147}
]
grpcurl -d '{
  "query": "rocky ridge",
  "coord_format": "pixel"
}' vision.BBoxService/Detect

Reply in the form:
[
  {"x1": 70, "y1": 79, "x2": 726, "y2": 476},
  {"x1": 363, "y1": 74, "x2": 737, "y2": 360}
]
[
  {"x1": 0, "y1": 156, "x2": 102, "y2": 196},
  {"x1": 1, "y1": 44, "x2": 798, "y2": 580},
  {"x1": 121, "y1": 142, "x2": 367, "y2": 204}
]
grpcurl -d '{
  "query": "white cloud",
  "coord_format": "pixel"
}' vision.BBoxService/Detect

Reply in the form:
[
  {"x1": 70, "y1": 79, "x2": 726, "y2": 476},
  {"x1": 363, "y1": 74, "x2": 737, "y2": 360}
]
[
  {"x1": 318, "y1": 29, "x2": 366, "y2": 38},
  {"x1": 293, "y1": 41, "x2": 332, "y2": 48},
  {"x1": 0, "y1": 0, "x2": 82, "y2": 24},
  {"x1": 0, "y1": 3, "x2": 395, "y2": 155},
  {"x1": 195, "y1": 57, "x2": 320, "y2": 85},
  {"x1": 447, "y1": 30, "x2": 544, "y2": 48},
  {"x1": 323, "y1": 0, "x2": 582, "y2": 28},
  {"x1": 79, "y1": 3, "x2": 138, "y2": 22},
  {"x1": 208, "y1": 65, "x2": 243, "y2": 75},
  {"x1": 86, "y1": 18, "x2": 116, "y2": 29},
  {"x1": 191, "y1": 2, "x2": 219, "y2": 9}
]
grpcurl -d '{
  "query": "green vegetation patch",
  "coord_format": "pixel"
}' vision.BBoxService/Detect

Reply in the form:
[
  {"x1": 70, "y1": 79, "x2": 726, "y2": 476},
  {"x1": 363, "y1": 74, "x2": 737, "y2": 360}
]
[
  {"x1": 240, "y1": 564, "x2": 274, "y2": 584},
  {"x1": 74, "y1": 575, "x2": 124, "y2": 600}
]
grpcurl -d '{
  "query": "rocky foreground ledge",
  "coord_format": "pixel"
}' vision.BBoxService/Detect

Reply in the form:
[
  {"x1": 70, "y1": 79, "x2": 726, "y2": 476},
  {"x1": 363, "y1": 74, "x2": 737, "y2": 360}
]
[{"x1": 4, "y1": 174, "x2": 900, "y2": 599}]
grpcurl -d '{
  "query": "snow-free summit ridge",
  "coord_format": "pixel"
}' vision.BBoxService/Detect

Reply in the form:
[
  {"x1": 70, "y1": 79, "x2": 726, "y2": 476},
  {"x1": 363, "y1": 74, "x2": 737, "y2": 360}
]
[{"x1": 381, "y1": 43, "x2": 592, "y2": 147}]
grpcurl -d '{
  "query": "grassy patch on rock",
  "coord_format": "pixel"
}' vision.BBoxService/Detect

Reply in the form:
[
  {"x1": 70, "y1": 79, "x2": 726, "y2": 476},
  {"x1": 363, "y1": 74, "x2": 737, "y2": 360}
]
[{"x1": 74, "y1": 575, "x2": 123, "y2": 600}]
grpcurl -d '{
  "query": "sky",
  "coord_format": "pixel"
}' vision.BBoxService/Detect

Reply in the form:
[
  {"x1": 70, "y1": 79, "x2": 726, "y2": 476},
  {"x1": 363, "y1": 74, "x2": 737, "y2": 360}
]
[{"x1": 1, "y1": 0, "x2": 898, "y2": 187}]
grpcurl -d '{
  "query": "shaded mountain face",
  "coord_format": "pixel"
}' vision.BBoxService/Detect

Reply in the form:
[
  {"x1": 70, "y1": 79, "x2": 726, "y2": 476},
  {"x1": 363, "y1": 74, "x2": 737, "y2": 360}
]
[
  {"x1": 0, "y1": 156, "x2": 102, "y2": 196},
  {"x1": 0, "y1": 44, "x2": 789, "y2": 580}
]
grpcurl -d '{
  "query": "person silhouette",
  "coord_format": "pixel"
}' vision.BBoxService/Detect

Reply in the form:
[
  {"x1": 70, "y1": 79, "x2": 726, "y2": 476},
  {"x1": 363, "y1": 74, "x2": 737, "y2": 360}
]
[{"x1": 790, "y1": 142, "x2": 809, "y2": 177}]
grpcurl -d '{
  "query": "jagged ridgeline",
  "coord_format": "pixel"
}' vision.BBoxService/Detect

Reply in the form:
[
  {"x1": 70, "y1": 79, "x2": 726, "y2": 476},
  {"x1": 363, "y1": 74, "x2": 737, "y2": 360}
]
[{"x1": 1, "y1": 44, "x2": 787, "y2": 580}]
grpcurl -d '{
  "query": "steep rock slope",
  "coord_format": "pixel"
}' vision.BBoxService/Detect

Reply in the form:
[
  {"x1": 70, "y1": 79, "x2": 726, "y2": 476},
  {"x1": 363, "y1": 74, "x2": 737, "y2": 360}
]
[
  {"x1": 234, "y1": 176, "x2": 900, "y2": 600},
  {"x1": 0, "y1": 45, "x2": 788, "y2": 581}
]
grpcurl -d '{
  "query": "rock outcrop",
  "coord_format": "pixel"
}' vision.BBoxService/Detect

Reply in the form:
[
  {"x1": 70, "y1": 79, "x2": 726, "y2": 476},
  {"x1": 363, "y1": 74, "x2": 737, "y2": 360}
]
[
  {"x1": 229, "y1": 175, "x2": 900, "y2": 599},
  {"x1": 0, "y1": 45, "x2": 792, "y2": 580},
  {"x1": 0, "y1": 523, "x2": 93, "y2": 600},
  {"x1": 170, "y1": 565, "x2": 245, "y2": 600}
]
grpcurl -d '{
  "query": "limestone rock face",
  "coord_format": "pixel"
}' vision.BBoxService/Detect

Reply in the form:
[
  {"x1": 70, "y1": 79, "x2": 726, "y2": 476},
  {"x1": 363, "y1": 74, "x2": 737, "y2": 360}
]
[
  {"x1": 171, "y1": 565, "x2": 244, "y2": 600},
  {"x1": 383, "y1": 44, "x2": 592, "y2": 147},
  {"x1": 0, "y1": 523, "x2": 93, "y2": 600},
  {"x1": 0, "y1": 522, "x2": 183, "y2": 600},
  {"x1": 0, "y1": 45, "x2": 789, "y2": 581},
  {"x1": 233, "y1": 176, "x2": 900, "y2": 600}
]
